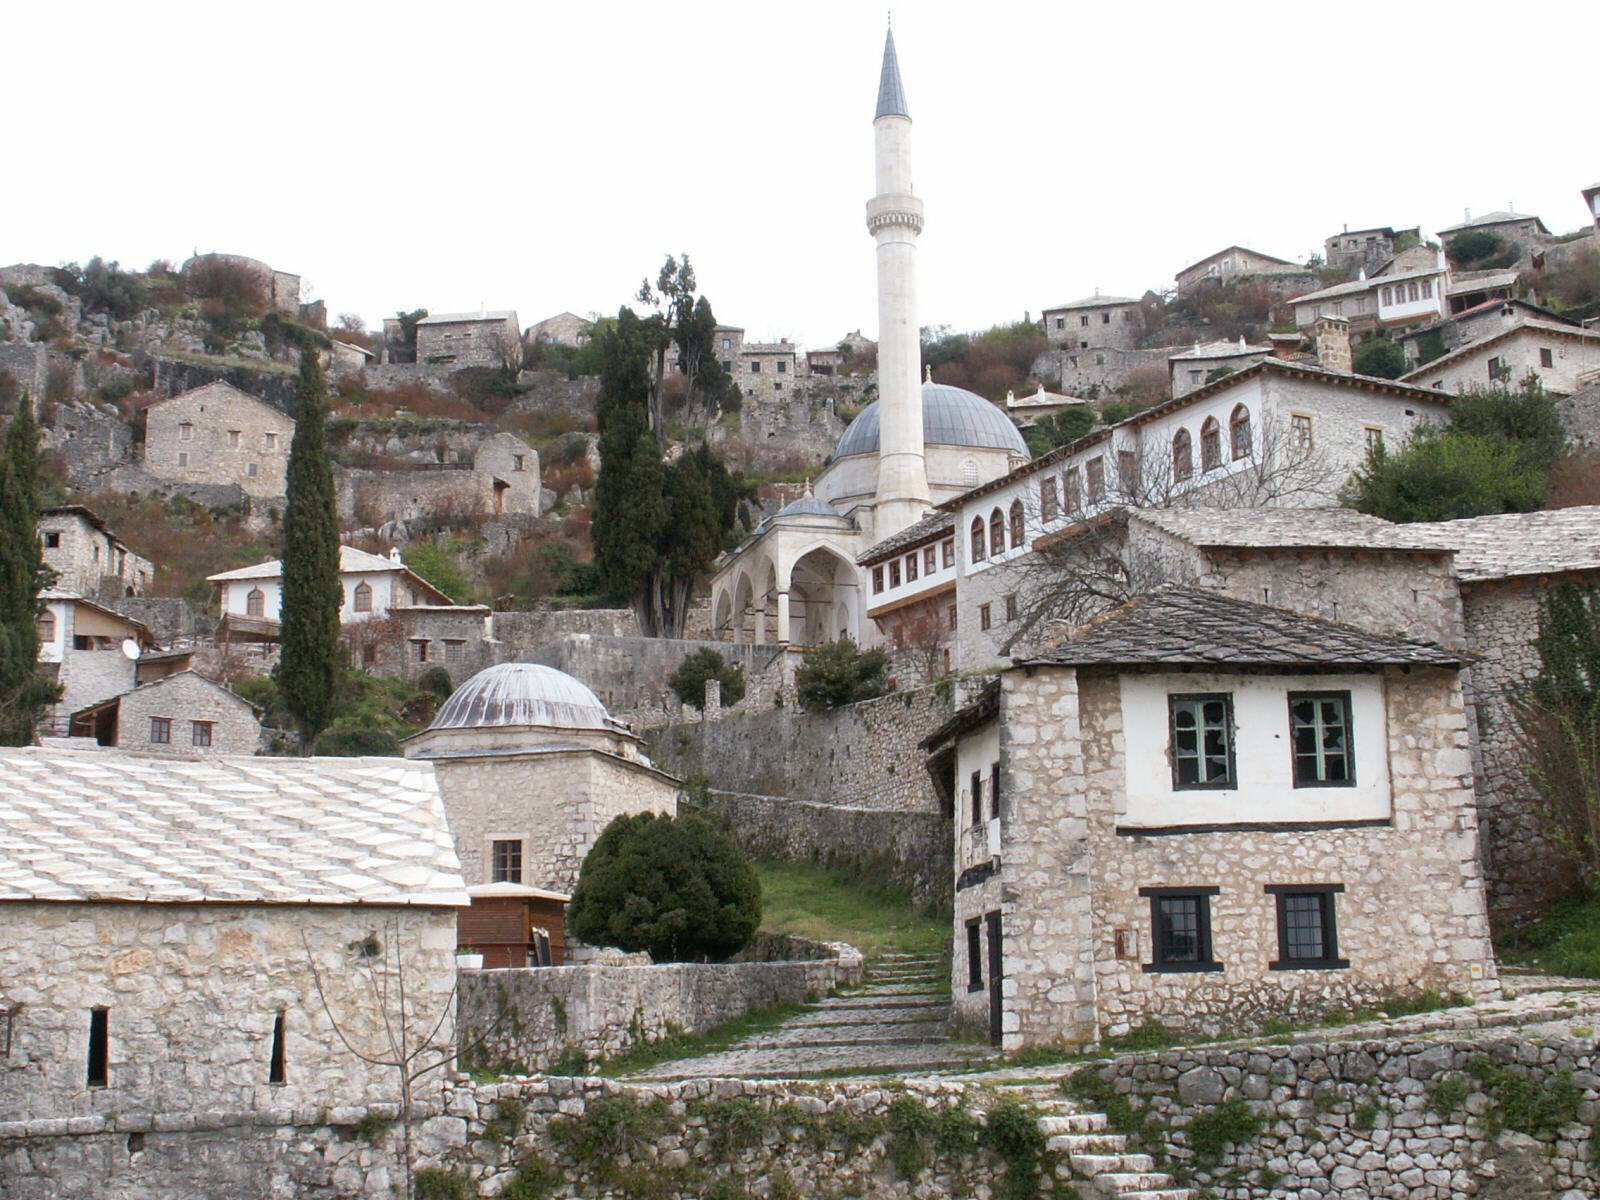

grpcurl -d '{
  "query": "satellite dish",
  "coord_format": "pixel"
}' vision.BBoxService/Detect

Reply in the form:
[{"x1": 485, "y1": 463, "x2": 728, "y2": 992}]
[{"x1": 121, "y1": 638, "x2": 141, "y2": 661}]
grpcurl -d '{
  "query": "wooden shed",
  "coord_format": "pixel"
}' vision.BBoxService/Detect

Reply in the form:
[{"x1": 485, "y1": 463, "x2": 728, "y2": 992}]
[{"x1": 459, "y1": 882, "x2": 569, "y2": 967}]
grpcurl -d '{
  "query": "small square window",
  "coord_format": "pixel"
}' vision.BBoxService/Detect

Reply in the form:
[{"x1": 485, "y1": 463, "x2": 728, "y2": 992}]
[
  {"x1": 1169, "y1": 694, "x2": 1234, "y2": 788},
  {"x1": 942, "y1": 539, "x2": 955, "y2": 569},
  {"x1": 44, "y1": 531, "x2": 61, "y2": 548},
  {"x1": 228, "y1": 430, "x2": 241, "y2": 448},
  {"x1": 1289, "y1": 691, "x2": 1355, "y2": 786},
  {"x1": 265, "y1": 432, "x2": 278, "y2": 450},
  {"x1": 777, "y1": 360, "x2": 787, "y2": 373},
  {"x1": 749, "y1": 361, "x2": 761, "y2": 373},
  {"x1": 411, "y1": 639, "x2": 430, "y2": 663},
  {"x1": 979, "y1": 603, "x2": 992, "y2": 631},
  {"x1": 191, "y1": 721, "x2": 213, "y2": 748},
  {"x1": 1101, "y1": 312, "x2": 1111, "y2": 324},
  {"x1": 1141, "y1": 887, "x2": 1221, "y2": 973},
  {"x1": 445, "y1": 640, "x2": 464, "y2": 664},
  {"x1": 1080, "y1": 315, "x2": 1090, "y2": 327},
  {"x1": 492, "y1": 839, "x2": 523, "y2": 884},
  {"x1": 1540, "y1": 348, "x2": 1555, "y2": 368},
  {"x1": 1004, "y1": 594, "x2": 1018, "y2": 622},
  {"x1": 247, "y1": 462, "x2": 258, "y2": 478},
  {"x1": 177, "y1": 451, "x2": 189, "y2": 468},
  {"x1": 924, "y1": 546, "x2": 937, "y2": 575},
  {"x1": 150, "y1": 717, "x2": 171, "y2": 744},
  {"x1": 1267, "y1": 885, "x2": 1349, "y2": 970}
]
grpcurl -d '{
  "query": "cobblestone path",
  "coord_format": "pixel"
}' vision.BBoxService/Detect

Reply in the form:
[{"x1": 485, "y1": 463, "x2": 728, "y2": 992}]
[{"x1": 629, "y1": 953, "x2": 999, "y2": 1080}]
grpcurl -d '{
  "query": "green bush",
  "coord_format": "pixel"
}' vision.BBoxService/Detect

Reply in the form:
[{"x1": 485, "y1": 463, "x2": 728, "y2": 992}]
[
  {"x1": 314, "y1": 728, "x2": 402, "y2": 757},
  {"x1": 1447, "y1": 230, "x2": 1505, "y2": 265},
  {"x1": 1352, "y1": 335, "x2": 1407, "y2": 380},
  {"x1": 1020, "y1": 405, "x2": 1096, "y2": 457},
  {"x1": 567, "y1": 810, "x2": 761, "y2": 962},
  {"x1": 1187, "y1": 1097, "x2": 1265, "y2": 1167},
  {"x1": 668, "y1": 648, "x2": 745, "y2": 710},
  {"x1": 1099, "y1": 401, "x2": 1131, "y2": 424},
  {"x1": 403, "y1": 538, "x2": 473, "y2": 603},
  {"x1": 416, "y1": 665, "x2": 456, "y2": 701},
  {"x1": 794, "y1": 637, "x2": 888, "y2": 713},
  {"x1": 412, "y1": 1168, "x2": 473, "y2": 1200}
]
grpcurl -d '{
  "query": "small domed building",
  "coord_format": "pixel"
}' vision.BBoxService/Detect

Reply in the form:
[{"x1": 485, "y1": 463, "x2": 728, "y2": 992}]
[{"x1": 403, "y1": 663, "x2": 679, "y2": 897}]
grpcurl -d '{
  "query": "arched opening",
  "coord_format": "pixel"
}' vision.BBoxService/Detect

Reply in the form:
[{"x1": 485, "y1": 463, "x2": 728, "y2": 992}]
[
  {"x1": 353, "y1": 581, "x2": 373, "y2": 613},
  {"x1": 713, "y1": 589, "x2": 735, "y2": 640},
  {"x1": 1173, "y1": 429, "x2": 1193, "y2": 482},
  {"x1": 1200, "y1": 417, "x2": 1223, "y2": 472},
  {"x1": 970, "y1": 517, "x2": 987, "y2": 562},
  {"x1": 789, "y1": 545, "x2": 860, "y2": 646},
  {"x1": 246, "y1": 588, "x2": 265, "y2": 618},
  {"x1": 1230, "y1": 404, "x2": 1252, "y2": 460},
  {"x1": 1009, "y1": 500, "x2": 1024, "y2": 550},
  {"x1": 989, "y1": 508, "x2": 1005, "y2": 557}
]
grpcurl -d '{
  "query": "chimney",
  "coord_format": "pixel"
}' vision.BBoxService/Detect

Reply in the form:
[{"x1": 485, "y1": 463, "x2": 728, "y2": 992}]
[
  {"x1": 389, "y1": 547, "x2": 403, "y2": 565},
  {"x1": 1315, "y1": 316, "x2": 1352, "y2": 373}
]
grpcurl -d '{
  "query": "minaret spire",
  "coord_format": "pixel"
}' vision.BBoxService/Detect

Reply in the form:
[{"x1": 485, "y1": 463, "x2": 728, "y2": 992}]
[{"x1": 866, "y1": 21, "x2": 930, "y2": 543}]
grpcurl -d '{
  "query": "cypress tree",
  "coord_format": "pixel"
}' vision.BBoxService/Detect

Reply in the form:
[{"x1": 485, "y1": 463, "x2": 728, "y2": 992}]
[
  {"x1": 274, "y1": 350, "x2": 343, "y2": 751},
  {"x1": 0, "y1": 400, "x2": 60, "y2": 744}
]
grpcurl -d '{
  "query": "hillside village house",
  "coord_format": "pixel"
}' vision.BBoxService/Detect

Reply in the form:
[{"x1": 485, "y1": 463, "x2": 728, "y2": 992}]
[
  {"x1": 1396, "y1": 299, "x2": 1577, "y2": 369},
  {"x1": 1323, "y1": 225, "x2": 1421, "y2": 273},
  {"x1": 925, "y1": 589, "x2": 1498, "y2": 1050},
  {"x1": 67, "y1": 669, "x2": 263, "y2": 757},
  {"x1": 1040, "y1": 294, "x2": 1143, "y2": 352},
  {"x1": 1168, "y1": 338, "x2": 1273, "y2": 398},
  {"x1": 36, "y1": 590, "x2": 172, "y2": 734},
  {"x1": 39, "y1": 505, "x2": 153, "y2": 597},
  {"x1": 208, "y1": 545, "x2": 453, "y2": 644},
  {"x1": 1290, "y1": 247, "x2": 1450, "y2": 334},
  {"x1": 0, "y1": 748, "x2": 466, "y2": 1123},
  {"x1": 1438, "y1": 208, "x2": 1552, "y2": 247},
  {"x1": 1444, "y1": 268, "x2": 1520, "y2": 316},
  {"x1": 737, "y1": 339, "x2": 799, "y2": 396},
  {"x1": 414, "y1": 309, "x2": 520, "y2": 369},
  {"x1": 141, "y1": 381, "x2": 296, "y2": 501},
  {"x1": 526, "y1": 311, "x2": 593, "y2": 347},
  {"x1": 805, "y1": 330, "x2": 876, "y2": 376},
  {"x1": 1175, "y1": 246, "x2": 1301, "y2": 292},
  {"x1": 1400, "y1": 316, "x2": 1600, "y2": 396}
]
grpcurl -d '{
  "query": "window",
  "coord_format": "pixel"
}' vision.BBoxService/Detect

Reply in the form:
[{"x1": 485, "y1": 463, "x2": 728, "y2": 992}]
[
  {"x1": 177, "y1": 452, "x2": 189, "y2": 468},
  {"x1": 721, "y1": 337, "x2": 731, "y2": 351},
  {"x1": 970, "y1": 517, "x2": 986, "y2": 562},
  {"x1": 228, "y1": 430, "x2": 241, "y2": 448},
  {"x1": 776, "y1": 360, "x2": 787, "y2": 373},
  {"x1": 1487, "y1": 357, "x2": 1502, "y2": 381},
  {"x1": 411, "y1": 639, "x2": 430, "y2": 663},
  {"x1": 1289, "y1": 691, "x2": 1354, "y2": 786},
  {"x1": 1080, "y1": 315, "x2": 1090, "y2": 327},
  {"x1": 1230, "y1": 405, "x2": 1251, "y2": 460},
  {"x1": 1116, "y1": 450, "x2": 1136, "y2": 495},
  {"x1": 150, "y1": 717, "x2": 171, "y2": 745},
  {"x1": 979, "y1": 603, "x2": 992, "y2": 631},
  {"x1": 1540, "y1": 348, "x2": 1555, "y2": 368},
  {"x1": 904, "y1": 553, "x2": 918, "y2": 583},
  {"x1": 37, "y1": 611, "x2": 54, "y2": 642},
  {"x1": 749, "y1": 360, "x2": 760, "y2": 373},
  {"x1": 1407, "y1": 282, "x2": 1419, "y2": 302},
  {"x1": 352, "y1": 582, "x2": 373, "y2": 613},
  {"x1": 1009, "y1": 501, "x2": 1024, "y2": 548},
  {"x1": 969, "y1": 771, "x2": 983, "y2": 826},
  {"x1": 246, "y1": 587, "x2": 264, "y2": 617},
  {"x1": 989, "y1": 762, "x2": 1001, "y2": 819},
  {"x1": 513, "y1": 454, "x2": 526, "y2": 471},
  {"x1": 1102, "y1": 312, "x2": 1111, "y2": 324},
  {"x1": 1267, "y1": 885, "x2": 1348, "y2": 970},
  {"x1": 1005, "y1": 593, "x2": 1018, "y2": 622},
  {"x1": 265, "y1": 432, "x2": 278, "y2": 451},
  {"x1": 1380, "y1": 286, "x2": 1392, "y2": 306},
  {"x1": 1141, "y1": 887, "x2": 1221, "y2": 973},
  {"x1": 721, "y1": 360, "x2": 732, "y2": 372},
  {"x1": 43, "y1": 531, "x2": 60, "y2": 548},
  {"x1": 87, "y1": 1008, "x2": 109, "y2": 1087},
  {"x1": 492, "y1": 839, "x2": 523, "y2": 883},
  {"x1": 179, "y1": 423, "x2": 193, "y2": 441},
  {"x1": 1169, "y1": 694, "x2": 1233, "y2": 788},
  {"x1": 1189, "y1": 370, "x2": 1203, "y2": 385},
  {"x1": 872, "y1": 566, "x2": 884, "y2": 594},
  {"x1": 966, "y1": 920, "x2": 983, "y2": 991},
  {"x1": 962, "y1": 459, "x2": 979, "y2": 486},
  {"x1": 445, "y1": 640, "x2": 464, "y2": 664},
  {"x1": 1172, "y1": 429, "x2": 1193, "y2": 481},
  {"x1": 1421, "y1": 279, "x2": 1434, "y2": 299},
  {"x1": 942, "y1": 539, "x2": 955, "y2": 569},
  {"x1": 247, "y1": 462, "x2": 258, "y2": 478},
  {"x1": 1054, "y1": 317, "x2": 1064, "y2": 330},
  {"x1": 269, "y1": 1011, "x2": 287, "y2": 1084},
  {"x1": 1040, "y1": 477, "x2": 1059, "y2": 521},
  {"x1": 1085, "y1": 458, "x2": 1105, "y2": 504},
  {"x1": 1200, "y1": 418, "x2": 1222, "y2": 471},
  {"x1": 990, "y1": 509, "x2": 1005, "y2": 556},
  {"x1": 1291, "y1": 414, "x2": 1313, "y2": 449},
  {"x1": 1065, "y1": 467, "x2": 1083, "y2": 511},
  {"x1": 191, "y1": 721, "x2": 213, "y2": 748},
  {"x1": 924, "y1": 546, "x2": 937, "y2": 575},
  {"x1": 947, "y1": 604, "x2": 957, "y2": 631},
  {"x1": 888, "y1": 559, "x2": 902, "y2": 588},
  {"x1": 1364, "y1": 426, "x2": 1383, "y2": 455}
]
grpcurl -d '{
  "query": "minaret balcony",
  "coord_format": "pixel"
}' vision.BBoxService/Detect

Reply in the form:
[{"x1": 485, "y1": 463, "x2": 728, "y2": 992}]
[{"x1": 866, "y1": 194, "x2": 924, "y2": 235}]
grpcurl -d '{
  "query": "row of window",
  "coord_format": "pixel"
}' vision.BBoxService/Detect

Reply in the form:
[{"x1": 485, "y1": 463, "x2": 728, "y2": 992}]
[
  {"x1": 81, "y1": 1006, "x2": 286, "y2": 1088},
  {"x1": 1172, "y1": 406, "x2": 1252, "y2": 481},
  {"x1": 410, "y1": 638, "x2": 466, "y2": 664},
  {"x1": 1379, "y1": 279, "x2": 1434, "y2": 307},
  {"x1": 870, "y1": 538, "x2": 956, "y2": 595},
  {"x1": 150, "y1": 717, "x2": 213, "y2": 747},
  {"x1": 1169, "y1": 691, "x2": 1354, "y2": 790},
  {"x1": 1145, "y1": 884, "x2": 1348, "y2": 973},
  {"x1": 177, "y1": 426, "x2": 281, "y2": 451},
  {"x1": 746, "y1": 359, "x2": 789, "y2": 374},
  {"x1": 244, "y1": 582, "x2": 382, "y2": 618},
  {"x1": 1052, "y1": 310, "x2": 1134, "y2": 330},
  {"x1": 177, "y1": 452, "x2": 261, "y2": 477}
]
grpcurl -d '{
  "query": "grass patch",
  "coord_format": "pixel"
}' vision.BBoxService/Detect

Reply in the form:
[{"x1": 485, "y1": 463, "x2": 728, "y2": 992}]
[
  {"x1": 1497, "y1": 891, "x2": 1600, "y2": 979},
  {"x1": 594, "y1": 1001, "x2": 809, "y2": 1077},
  {"x1": 754, "y1": 860, "x2": 948, "y2": 957}
]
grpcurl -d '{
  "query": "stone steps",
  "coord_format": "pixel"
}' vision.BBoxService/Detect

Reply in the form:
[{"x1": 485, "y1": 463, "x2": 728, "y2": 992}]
[{"x1": 1029, "y1": 1101, "x2": 1194, "y2": 1200}]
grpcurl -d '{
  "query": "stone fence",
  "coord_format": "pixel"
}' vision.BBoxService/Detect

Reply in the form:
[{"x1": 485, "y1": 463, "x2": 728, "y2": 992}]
[{"x1": 456, "y1": 939, "x2": 863, "y2": 1074}]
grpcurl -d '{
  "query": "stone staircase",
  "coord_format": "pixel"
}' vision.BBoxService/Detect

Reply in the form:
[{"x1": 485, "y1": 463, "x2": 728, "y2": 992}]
[{"x1": 998, "y1": 1081, "x2": 1195, "y2": 1199}]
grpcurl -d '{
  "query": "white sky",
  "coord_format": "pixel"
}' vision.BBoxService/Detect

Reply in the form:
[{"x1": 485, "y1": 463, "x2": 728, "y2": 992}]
[{"x1": 8, "y1": 1, "x2": 1595, "y2": 351}]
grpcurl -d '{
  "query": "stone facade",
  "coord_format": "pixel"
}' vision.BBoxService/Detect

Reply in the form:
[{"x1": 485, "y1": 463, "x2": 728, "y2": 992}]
[
  {"x1": 1401, "y1": 321, "x2": 1600, "y2": 397},
  {"x1": 38, "y1": 506, "x2": 153, "y2": 597},
  {"x1": 101, "y1": 670, "x2": 262, "y2": 757},
  {"x1": 1041, "y1": 295, "x2": 1144, "y2": 353},
  {"x1": 1176, "y1": 246, "x2": 1302, "y2": 292},
  {"x1": 0, "y1": 901, "x2": 457, "y2": 1124},
  {"x1": 1033, "y1": 344, "x2": 1176, "y2": 398},
  {"x1": 179, "y1": 254, "x2": 300, "y2": 315},
  {"x1": 525, "y1": 312, "x2": 592, "y2": 346},
  {"x1": 415, "y1": 312, "x2": 520, "y2": 370},
  {"x1": 141, "y1": 381, "x2": 295, "y2": 501},
  {"x1": 529, "y1": 635, "x2": 786, "y2": 724}
]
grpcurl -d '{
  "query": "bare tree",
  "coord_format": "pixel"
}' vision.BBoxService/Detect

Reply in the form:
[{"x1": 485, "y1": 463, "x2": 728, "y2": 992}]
[
  {"x1": 887, "y1": 606, "x2": 953, "y2": 686},
  {"x1": 491, "y1": 327, "x2": 525, "y2": 381}
]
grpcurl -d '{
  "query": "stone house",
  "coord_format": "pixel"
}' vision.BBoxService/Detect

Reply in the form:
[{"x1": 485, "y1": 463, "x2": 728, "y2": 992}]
[
  {"x1": 526, "y1": 311, "x2": 593, "y2": 347},
  {"x1": 326, "y1": 339, "x2": 374, "y2": 378},
  {"x1": 67, "y1": 669, "x2": 262, "y2": 756},
  {"x1": 403, "y1": 662, "x2": 680, "y2": 896},
  {"x1": 179, "y1": 253, "x2": 300, "y2": 315},
  {"x1": 1040, "y1": 294, "x2": 1143, "y2": 353},
  {"x1": 1323, "y1": 225, "x2": 1420, "y2": 273},
  {"x1": 1175, "y1": 246, "x2": 1301, "y2": 293},
  {"x1": 1444, "y1": 268, "x2": 1520, "y2": 316},
  {"x1": 1438, "y1": 209, "x2": 1552, "y2": 249},
  {"x1": 39, "y1": 505, "x2": 153, "y2": 597},
  {"x1": 806, "y1": 331, "x2": 876, "y2": 376},
  {"x1": 1400, "y1": 316, "x2": 1600, "y2": 396},
  {"x1": 35, "y1": 589, "x2": 168, "y2": 735},
  {"x1": 1290, "y1": 253, "x2": 1450, "y2": 334},
  {"x1": 0, "y1": 747, "x2": 466, "y2": 1122},
  {"x1": 141, "y1": 381, "x2": 296, "y2": 502},
  {"x1": 737, "y1": 339, "x2": 800, "y2": 398},
  {"x1": 1396, "y1": 299, "x2": 1574, "y2": 369},
  {"x1": 415, "y1": 310, "x2": 521, "y2": 369},
  {"x1": 1168, "y1": 338, "x2": 1273, "y2": 398},
  {"x1": 924, "y1": 588, "x2": 1497, "y2": 1050},
  {"x1": 208, "y1": 544, "x2": 453, "y2": 643},
  {"x1": 338, "y1": 431, "x2": 542, "y2": 526}
]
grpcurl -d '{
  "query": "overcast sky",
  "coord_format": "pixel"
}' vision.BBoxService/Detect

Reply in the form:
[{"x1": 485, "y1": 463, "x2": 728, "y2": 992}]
[{"x1": 9, "y1": 1, "x2": 1594, "y2": 349}]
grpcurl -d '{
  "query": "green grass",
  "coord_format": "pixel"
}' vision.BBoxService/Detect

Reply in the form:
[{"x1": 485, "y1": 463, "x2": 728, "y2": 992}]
[
  {"x1": 1497, "y1": 891, "x2": 1600, "y2": 978},
  {"x1": 754, "y1": 860, "x2": 949, "y2": 958}
]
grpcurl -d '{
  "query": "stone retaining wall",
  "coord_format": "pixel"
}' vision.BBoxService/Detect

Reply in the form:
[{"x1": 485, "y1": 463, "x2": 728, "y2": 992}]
[{"x1": 456, "y1": 944, "x2": 863, "y2": 1074}]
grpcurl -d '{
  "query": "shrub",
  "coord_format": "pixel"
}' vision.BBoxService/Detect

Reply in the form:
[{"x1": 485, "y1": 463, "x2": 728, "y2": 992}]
[
  {"x1": 794, "y1": 637, "x2": 888, "y2": 713},
  {"x1": 1446, "y1": 230, "x2": 1505, "y2": 266},
  {"x1": 567, "y1": 810, "x2": 761, "y2": 962},
  {"x1": 1352, "y1": 335, "x2": 1406, "y2": 379},
  {"x1": 668, "y1": 648, "x2": 746, "y2": 710},
  {"x1": 403, "y1": 538, "x2": 473, "y2": 603},
  {"x1": 416, "y1": 665, "x2": 455, "y2": 701},
  {"x1": 412, "y1": 1168, "x2": 473, "y2": 1200},
  {"x1": 1187, "y1": 1097, "x2": 1265, "y2": 1167},
  {"x1": 314, "y1": 728, "x2": 402, "y2": 757},
  {"x1": 1099, "y1": 401, "x2": 1131, "y2": 424}
]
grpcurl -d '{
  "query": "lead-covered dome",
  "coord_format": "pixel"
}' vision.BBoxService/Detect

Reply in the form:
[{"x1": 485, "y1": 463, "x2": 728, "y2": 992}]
[
  {"x1": 430, "y1": 663, "x2": 612, "y2": 732},
  {"x1": 834, "y1": 382, "x2": 1030, "y2": 460}
]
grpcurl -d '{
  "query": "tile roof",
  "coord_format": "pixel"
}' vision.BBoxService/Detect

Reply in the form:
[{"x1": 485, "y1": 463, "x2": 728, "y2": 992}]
[
  {"x1": 0, "y1": 749, "x2": 467, "y2": 906},
  {"x1": 858, "y1": 512, "x2": 955, "y2": 565},
  {"x1": 1129, "y1": 506, "x2": 1446, "y2": 552},
  {"x1": 1404, "y1": 507, "x2": 1600, "y2": 582},
  {"x1": 209, "y1": 545, "x2": 408, "y2": 583},
  {"x1": 1178, "y1": 246, "x2": 1297, "y2": 277},
  {"x1": 1168, "y1": 339, "x2": 1271, "y2": 361},
  {"x1": 1019, "y1": 587, "x2": 1465, "y2": 669},
  {"x1": 1445, "y1": 269, "x2": 1521, "y2": 296}
]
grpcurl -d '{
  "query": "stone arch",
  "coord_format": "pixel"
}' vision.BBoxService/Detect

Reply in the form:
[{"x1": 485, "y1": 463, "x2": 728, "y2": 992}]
[{"x1": 787, "y1": 543, "x2": 860, "y2": 646}]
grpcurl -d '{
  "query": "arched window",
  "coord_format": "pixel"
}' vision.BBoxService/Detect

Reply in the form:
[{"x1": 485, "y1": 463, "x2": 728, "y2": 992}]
[
  {"x1": 353, "y1": 581, "x2": 373, "y2": 613},
  {"x1": 970, "y1": 517, "x2": 986, "y2": 562},
  {"x1": 1172, "y1": 429, "x2": 1193, "y2": 482},
  {"x1": 1230, "y1": 405, "x2": 1252, "y2": 460},
  {"x1": 990, "y1": 509, "x2": 1006, "y2": 556},
  {"x1": 1200, "y1": 417, "x2": 1223, "y2": 471},
  {"x1": 1009, "y1": 500, "x2": 1025, "y2": 548},
  {"x1": 246, "y1": 587, "x2": 264, "y2": 618}
]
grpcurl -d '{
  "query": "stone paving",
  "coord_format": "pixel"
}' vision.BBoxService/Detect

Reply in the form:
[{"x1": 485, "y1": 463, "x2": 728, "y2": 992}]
[{"x1": 629, "y1": 953, "x2": 1000, "y2": 1080}]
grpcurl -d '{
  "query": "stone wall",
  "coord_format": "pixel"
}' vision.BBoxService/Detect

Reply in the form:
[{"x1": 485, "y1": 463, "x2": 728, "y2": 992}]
[
  {"x1": 112, "y1": 671, "x2": 262, "y2": 757},
  {"x1": 1033, "y1": 344, "x2": 1175, "y2": 397},
  {"x1": 43, "y1": 398, "x2": 136, "y2": 493},
  {"x1": 650, "y1": 683, "x2": 954, "y2": 814},
  {"x1": 457, "y1": 947, "x2": 863, "y2": 1073},
  {"x1": 143, "y1": 381, "x2": 295, "y2": 501},
  {"x1": 103, "y1": 596, "x2": 214, "y2": 647},
  {"x1": 687, "y1": 789, "x2": 951, "y2": 907},
  {"x1": 148, "y1": 356, "x2": 301, "y2": 411},
  {"x1": 0, "y1": 340, "x2": 48, "y2": 398},
  {"x1": 528, "y1": 635, "x2": 787, "y2": 724}
]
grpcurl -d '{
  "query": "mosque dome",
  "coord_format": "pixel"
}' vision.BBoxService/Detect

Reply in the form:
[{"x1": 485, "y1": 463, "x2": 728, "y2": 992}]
[
  {"x1": 429, "y1": 663, "x2": 612, "y2": 732},
  {"x1": 833, "y1": 382, "x2": 1030, "y2": 460},
  {"x1": 776, "y1": 492, "x2": 838, "y2": 518}
]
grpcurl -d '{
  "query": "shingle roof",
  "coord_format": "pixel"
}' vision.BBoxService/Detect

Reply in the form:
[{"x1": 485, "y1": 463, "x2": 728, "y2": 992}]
[
  {"x1": 1044, "y1": 295, "x2": 1138, "y2": 311},
  {"x1": 858, "y1": 512, "x2": 954, "y2": 565},
  {"x1": 1439, "y1": 211, "x2": 1549, "y2": 235},
  {"x1": 1020, "y1": 587, "x2": 1465, "y2": 669},
  {"x1": 0, "y1": 749, "x2": 468, "y2": 906},
  {"x1": 1168, "y1": 339, "x2": 1271, "y2": 361},
  {"x1": 1404, "y1": 507, "x2": 1600, "y2": 582},
  {"x1": 416, "y1": 311, "x2": 516, "y2": 325},
  {"x1": 1445, "y1": 269, "x2": 1521, "y2": 296},
  {"x1": 1129, "y1": 506, "x2": 1446, "y2": 552}
]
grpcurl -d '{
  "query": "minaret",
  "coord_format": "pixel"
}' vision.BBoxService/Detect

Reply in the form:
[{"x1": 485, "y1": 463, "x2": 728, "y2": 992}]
[{"x1": 867, "y1": 25, "x2": 930, "y2": 541}]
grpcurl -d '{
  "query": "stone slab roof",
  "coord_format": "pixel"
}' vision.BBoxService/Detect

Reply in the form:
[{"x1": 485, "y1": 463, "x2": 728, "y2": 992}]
[
  {"x1": 417, "y1": 311, "x2": 516, "y2": 325},
  {"x1": 0, "y1": 749, "x2": 468, "y2": 907},
  {"x1": 1399, "y1": 319, "x2": 1600, "y2": 383},
  {"x1": 858, "y1": 512, "x2": 955, "y2": 566},
  {"x1": 1130, "y1": 506, "x2": 1447, "y2": 552},
  {"x1": 1020, "y1": 587, "x2": 1465, "y2": 670},
  {"x1": 1404, "y1": 507, "x2": 1600, "y2": 582},
  {"x1": 1044, "y1": 294, "x2": 1138, "y2": 311},
  {"x1": 1168, "y1": 339, "x2": 1271, "y2": 361},
  {"x1": 1439, "y1": 211, "x2": 1549, "y2": 235}
]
